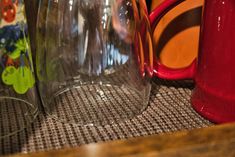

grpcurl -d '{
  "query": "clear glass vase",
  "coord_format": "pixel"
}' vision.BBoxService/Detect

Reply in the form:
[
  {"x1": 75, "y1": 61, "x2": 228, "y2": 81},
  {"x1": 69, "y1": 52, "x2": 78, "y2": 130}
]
[{"x1": 36, "y1": 0, "x2": 152, "y2": 125}]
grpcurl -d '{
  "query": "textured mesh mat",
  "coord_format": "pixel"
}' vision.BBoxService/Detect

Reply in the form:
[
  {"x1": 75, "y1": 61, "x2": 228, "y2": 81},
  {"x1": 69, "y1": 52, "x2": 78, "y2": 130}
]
[{"x1": 0, "y1": 79, "x2": 213, "y2": 155}]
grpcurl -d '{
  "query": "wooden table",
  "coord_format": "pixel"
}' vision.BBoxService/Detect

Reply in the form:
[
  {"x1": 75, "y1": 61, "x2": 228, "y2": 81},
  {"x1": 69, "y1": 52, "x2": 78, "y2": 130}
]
[{"x1": 11, "y1": 123, "x2": 235, "y2": 157}]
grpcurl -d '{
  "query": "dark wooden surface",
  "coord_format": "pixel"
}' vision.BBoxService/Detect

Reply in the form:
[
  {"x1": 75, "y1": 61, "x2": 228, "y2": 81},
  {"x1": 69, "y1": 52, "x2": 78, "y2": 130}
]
[{"x1": 10, "y1": 123, "x2": 235, "y2": 157}]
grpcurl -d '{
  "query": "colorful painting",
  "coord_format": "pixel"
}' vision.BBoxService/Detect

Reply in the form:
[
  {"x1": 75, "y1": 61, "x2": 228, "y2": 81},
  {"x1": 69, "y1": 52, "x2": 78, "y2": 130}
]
[{"x1": 0, "y1": 0, "x2": 35, "y2": 94}]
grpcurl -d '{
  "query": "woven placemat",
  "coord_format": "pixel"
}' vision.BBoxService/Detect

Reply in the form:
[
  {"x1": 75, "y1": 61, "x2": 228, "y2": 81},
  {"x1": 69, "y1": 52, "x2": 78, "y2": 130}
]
[{"x1": 0, "y1": 78, "x2": 213, "y2": 155}]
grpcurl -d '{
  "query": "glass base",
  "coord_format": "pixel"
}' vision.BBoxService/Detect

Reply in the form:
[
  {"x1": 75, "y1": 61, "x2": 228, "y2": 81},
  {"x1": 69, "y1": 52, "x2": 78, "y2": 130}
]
[
  {"x1": 0, "y1": 97, "x2": 38, "y2": 139},
  {"x1": 45, "y1": 83, "x2": 150, "y2": 126}
]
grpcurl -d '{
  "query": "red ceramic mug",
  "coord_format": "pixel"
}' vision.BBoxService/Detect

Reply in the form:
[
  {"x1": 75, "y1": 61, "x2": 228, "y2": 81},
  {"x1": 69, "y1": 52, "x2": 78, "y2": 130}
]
[{"x1": 149, "y1": 0, "x2": 235, "y2": 123}]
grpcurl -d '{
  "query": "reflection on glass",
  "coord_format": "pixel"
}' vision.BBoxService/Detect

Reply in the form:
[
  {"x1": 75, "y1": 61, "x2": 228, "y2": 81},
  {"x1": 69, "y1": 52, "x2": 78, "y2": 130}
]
[{"x1": 36, "y1": 0, "x2": 152, "y2": 125}]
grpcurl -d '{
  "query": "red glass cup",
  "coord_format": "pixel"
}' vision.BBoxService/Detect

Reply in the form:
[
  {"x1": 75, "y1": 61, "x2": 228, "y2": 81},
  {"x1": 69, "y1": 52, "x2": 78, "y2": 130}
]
[{"x1": 150, "y1": 0, "x2": 235, "y2": 123}]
